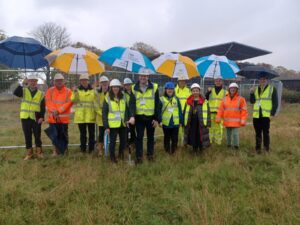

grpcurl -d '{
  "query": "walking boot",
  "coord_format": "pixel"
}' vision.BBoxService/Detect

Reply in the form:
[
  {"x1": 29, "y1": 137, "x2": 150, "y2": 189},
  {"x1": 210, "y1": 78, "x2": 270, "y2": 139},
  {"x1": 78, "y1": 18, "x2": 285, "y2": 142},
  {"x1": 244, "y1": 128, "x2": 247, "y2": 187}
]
[
  {"x1": 36, "y1": 147, "x2": 44, "y2": 159},
  {"x1": 24, "y1": 148, "x2": 34, "y2": 160}
]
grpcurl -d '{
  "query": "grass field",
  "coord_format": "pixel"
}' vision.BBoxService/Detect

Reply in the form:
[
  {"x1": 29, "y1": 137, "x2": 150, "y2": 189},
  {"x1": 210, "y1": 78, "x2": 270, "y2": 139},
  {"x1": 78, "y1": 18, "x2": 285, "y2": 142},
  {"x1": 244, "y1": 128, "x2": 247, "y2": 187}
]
[{"x1": 0, "y1": 101, "x2": 299, "y2": 225}]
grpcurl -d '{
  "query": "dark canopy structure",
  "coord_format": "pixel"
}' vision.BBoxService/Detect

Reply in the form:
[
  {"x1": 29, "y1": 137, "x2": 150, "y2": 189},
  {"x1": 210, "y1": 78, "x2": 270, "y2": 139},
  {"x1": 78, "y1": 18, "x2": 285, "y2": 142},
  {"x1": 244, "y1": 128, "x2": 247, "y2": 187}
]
[{"x1": 180, "y1": 42, "x2": 271, "y2": 61}]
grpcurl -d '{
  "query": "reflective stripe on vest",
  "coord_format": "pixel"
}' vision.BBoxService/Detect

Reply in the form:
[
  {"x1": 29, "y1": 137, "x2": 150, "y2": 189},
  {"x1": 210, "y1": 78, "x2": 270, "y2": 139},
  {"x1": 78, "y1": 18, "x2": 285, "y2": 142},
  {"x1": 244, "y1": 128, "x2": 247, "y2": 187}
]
[
  {"x1": 20, "y1": 88, "x2": 43, "y2": 120},
  {"x1": 106, "y1": 96, "x2": 126, "y2": 128},
  {"x1": 184, "y1": 101, "x2": 208, "y2": 126},
  {"x1": 161, "y1": 96, "x2": 180, "y2": 126},
  {"x1": 253, "y1": 85, "x2": 273, "y2": 118},
  {"x1": 132, "y1": 83, "x2": 158, "y2": 116},
  {"x1": 209, "y1": 88, "x2": 225, "y2": 112}
]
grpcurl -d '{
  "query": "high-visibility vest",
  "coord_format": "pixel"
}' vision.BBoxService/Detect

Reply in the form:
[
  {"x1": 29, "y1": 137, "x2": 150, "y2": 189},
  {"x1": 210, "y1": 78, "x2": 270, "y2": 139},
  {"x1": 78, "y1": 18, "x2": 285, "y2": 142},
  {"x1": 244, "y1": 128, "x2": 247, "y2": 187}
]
[
  {"x1": 105, "y1": 96, "x2": 126, "y2": 128},
  {"x1": 132, "y1": 83, "x2": 158, "y2": 116},
  {"x1": 175, "y1": 85, "x2": 190, "y2": 111},
  {"x1": 124, "y1": 91, "x2": 131, "y2": 107},
  {"x1": 20, "y1": 88, "x2": 43, "y2": 120},
  {"x1": 253, "y1": 85, "x2": 273, "y2": 118},
  {"x1": 72, "y1": 89, "x2": 96, "y2": 123},
  {"x1": 94, "y1": 90, "x2": 107, "y2": 126},
  {"x1": 184, "y1": 101, "x2": 208, "y2": 126},
  {"x1": 160, "y1": 96, "x2": 180, "y2": 126},
  {"x1": 209, "y1": 87, "x2": 226, "y2": 112}
]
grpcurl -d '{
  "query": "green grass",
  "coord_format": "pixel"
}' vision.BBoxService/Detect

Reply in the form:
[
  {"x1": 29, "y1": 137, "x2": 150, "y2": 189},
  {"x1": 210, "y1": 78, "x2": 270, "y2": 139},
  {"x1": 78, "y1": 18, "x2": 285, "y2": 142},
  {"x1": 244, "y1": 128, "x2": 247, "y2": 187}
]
[{"x1": 0, "y1": 101, "x2": 299, "y2": 225}]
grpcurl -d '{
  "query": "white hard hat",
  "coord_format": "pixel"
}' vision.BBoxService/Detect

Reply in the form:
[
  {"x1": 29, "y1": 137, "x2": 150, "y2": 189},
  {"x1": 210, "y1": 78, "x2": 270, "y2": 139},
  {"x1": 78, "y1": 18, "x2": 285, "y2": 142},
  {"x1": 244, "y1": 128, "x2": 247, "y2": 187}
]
[
  {"x1": 123, "y1": 78, "x2": 133, "y2": 85},
  {"x1": 99, "y1": 75, "x2": 109, "y2": 82},
  {"x1": 27, "y1": 74, "x2": 39, "y2": 80},
  {"x1": 138, "y1": 68, "x2": 153, "y2": 75},
  {"x1": 79, "y1": 74, "x2": 89, "y2": 80},
  {"x1": 229, "y1": 82, "x2": 239, "y2": 89},
  {"x1": 177, "y1": 74, "x2": 188, "y2": 81},
  {"x1": 110, "y1": 79, "x2": 121, "y2": 87},
  {"x1": 214, "y1": 76, "x2": 223, "y2": 80},
  {"x1": 191, "y1": 83, "x2": 201, "y2": 90},
  {"x1": 54, "y1": 73, "x2": 64, "y2": 80}
]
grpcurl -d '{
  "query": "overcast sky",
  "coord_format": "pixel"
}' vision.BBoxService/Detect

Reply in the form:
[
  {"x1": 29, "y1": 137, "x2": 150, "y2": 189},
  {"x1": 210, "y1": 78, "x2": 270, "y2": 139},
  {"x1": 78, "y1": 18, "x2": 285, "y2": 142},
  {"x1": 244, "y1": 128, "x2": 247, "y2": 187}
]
[{"x1": 1, "y1": 0, "x2": 299, "y2": 70}]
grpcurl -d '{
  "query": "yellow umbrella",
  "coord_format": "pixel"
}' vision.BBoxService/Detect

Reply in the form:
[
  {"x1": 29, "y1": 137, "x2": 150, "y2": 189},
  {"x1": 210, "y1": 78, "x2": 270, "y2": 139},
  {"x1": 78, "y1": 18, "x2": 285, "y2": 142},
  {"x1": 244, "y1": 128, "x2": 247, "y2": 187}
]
[
  {"x1": 45, "y1": 46, "x2": 105, "y2": 75},
  {"x1": 152, "y1": 53, "x2": 199, "y2": 79}
]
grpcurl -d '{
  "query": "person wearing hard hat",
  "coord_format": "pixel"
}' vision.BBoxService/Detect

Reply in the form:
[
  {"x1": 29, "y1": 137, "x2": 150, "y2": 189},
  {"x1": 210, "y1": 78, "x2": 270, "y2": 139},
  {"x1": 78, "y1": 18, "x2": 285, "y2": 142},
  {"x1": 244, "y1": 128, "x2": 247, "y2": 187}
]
[
  {"x1": 102, "y1": 79, "x2": 129, "y2": 163},
  {"x1": 183, "y1": 83, "x2": 211, "y2": 153},
  {"x1": 205, "y1": 77, "x2": 226, "y2": 145},
  {"x1": 94, "y1": 75, "x2": 110, "y2": 156},
  {"x1": 71, "y1": 74, "x2": 96, "y2": 153},
  {"x1": 130, "y1": 68, "x2": 161, "y2": 164},
  {"x1": 160, "y1": 82, "x2": 183, "y2": 154},
  {"x1": 250, "y1": 73, "x2": 278, "y2": 153},
  {"x1": 13, "y1": 74, "x2": 45, "y2": 160},
  {"x1": 45, "y1": 73, "x2": 73, "y2": 156},
  {"x1": 123, "y1": 77, "x2": 136, "y2": 153},
  {"x1": 175, "y1": 75, "x2": 191, "y2": 146},
  {"x1": 216, "y1": 83, "x2": 248, "y2": 149}
]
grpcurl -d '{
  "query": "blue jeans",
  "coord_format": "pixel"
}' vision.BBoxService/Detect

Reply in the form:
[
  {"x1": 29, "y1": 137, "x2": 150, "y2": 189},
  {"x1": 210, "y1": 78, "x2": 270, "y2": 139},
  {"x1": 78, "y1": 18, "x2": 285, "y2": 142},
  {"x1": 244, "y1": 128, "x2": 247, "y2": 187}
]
[{"x1": 135, "y1": 118, "x2": 155, "y2": 160}]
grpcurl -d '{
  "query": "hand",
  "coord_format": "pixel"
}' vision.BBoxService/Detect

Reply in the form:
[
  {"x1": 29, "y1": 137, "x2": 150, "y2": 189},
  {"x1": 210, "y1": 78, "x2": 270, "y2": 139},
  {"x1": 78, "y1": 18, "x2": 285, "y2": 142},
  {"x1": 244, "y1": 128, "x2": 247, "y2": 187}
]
[
  {"x1": 207, "y1": 87, "x2": 212, "y2": 92},
  {"x1": 72, "y1": 86, "x2": 77, "y2": 91},
  {"x1": 128, "y1": 117, "x2": 135, "y2": 125},
  {"x1": 250, "y1": 87, "x2": 255, "y2": 93},
  {"x1": 152, "y1": 120, "x2": 158, "y2": 128},
  {"x1": 105, "y1": 128, "x2": 110, "y2": 134},
  {"x1": 37, "y1": 118, "x2": 44, "y2": 124}
]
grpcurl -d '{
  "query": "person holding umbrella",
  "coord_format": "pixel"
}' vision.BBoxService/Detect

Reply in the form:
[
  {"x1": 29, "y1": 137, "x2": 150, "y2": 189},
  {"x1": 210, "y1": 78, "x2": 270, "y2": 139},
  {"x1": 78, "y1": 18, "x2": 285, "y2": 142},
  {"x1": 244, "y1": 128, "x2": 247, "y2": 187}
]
[
  {"x1": 45, "y1": 73, "x2": 73, "y2": 156},
  {"x1": 160, "y1": 82, "x2": 183, "y2": 154},
  {"x1": 130, "y1": 68, "x2": 161, "y2": 164},
  {"x1": 13, "y1": 74, "x2": 45, "y2": 160},
  {"x1": 183, "y1": 83, "x2": 211, "y2": 154},
  {"x1": 216, "y1": 83, "x2": 248, "y2": 149},
  {"x1": 250, "y1": 73, "x2": 278, "y2": 153},
  {"x1": 205, "y1": 77, "x2": 226, "y2": 145},
  {"x1": 71, "y1": 74, "x2": 96, "y2": 153},
  {"x1": 94, "y1": 75, "x2": 110, "y2": 156},
  {"x1": 102, "y1": 79, "x2": 129, "y2": 163},
  {"x1": 174, "y1": 75, "x2": 190, "y2": 146}
]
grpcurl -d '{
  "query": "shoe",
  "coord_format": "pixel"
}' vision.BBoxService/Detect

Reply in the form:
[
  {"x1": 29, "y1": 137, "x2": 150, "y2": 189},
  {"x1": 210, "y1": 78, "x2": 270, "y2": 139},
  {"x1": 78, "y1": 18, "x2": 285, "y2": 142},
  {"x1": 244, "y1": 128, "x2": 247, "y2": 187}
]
[
  {"x1": 233, "y1": 146, "x2": 239, "y2": 150},
  {"x1": 24, "y1": 148, "x2": 33, "y2": 160},
  {"x1": 147, "y1": 155, "x2": 154, "y2": 162},
  {"x1": 135, "y1": 158, "x2": 143, "y2": 165},
  {"x1": 36, "y1": 147, "x2": 44, "y2": 159},
  {"x1": 52, "y1": 147, "x2": 59, "y2": 157}
]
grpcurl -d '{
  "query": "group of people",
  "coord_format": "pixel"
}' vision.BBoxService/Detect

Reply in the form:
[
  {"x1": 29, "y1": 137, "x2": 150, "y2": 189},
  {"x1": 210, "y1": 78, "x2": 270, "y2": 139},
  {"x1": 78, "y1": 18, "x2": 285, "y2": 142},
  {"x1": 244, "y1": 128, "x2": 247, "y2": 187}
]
[{"x1": 14, "y1": 68, "x2": 278, "y2": 163}]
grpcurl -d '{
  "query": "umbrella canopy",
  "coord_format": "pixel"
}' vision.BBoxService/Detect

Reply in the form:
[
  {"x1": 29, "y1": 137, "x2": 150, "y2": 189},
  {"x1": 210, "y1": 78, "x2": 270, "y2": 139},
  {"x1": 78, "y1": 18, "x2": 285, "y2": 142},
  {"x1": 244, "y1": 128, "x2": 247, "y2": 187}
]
[
  {"x1": 152, "y1": 53, "x2": 199, "y2": 79},
  {"x1": 237, "y1": 65, "x2": 279, "y2": 79},
  {"x1": 0, "y1": 36, "x2": 51, "y2": 70},
  {"x1": 195, "y1": 54, "x2": 239, "y2": 79},
  {"x1": 45, "y1": 46, "x2": 105, "y2": 75},
  {"x1": 44, "y1": 124, "x2": 67, "y2": 155},
  {"x1": 99, "y1": 46, "x2": 155, "y2": 73}
]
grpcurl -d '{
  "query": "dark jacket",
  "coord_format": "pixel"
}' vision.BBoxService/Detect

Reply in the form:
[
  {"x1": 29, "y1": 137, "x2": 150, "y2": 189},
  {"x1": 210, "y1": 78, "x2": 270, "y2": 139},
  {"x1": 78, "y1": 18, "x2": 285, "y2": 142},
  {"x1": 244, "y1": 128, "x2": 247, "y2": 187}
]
[
  {"x1": 250, "y1": 84, "x2": 278, "y2": 116},
  {"x1": 160, "y1": 93, "x2": 183, "y2": 128},
  {"x1": 13, "y1": 84, "x2": 45, "y2": 120},
  {"x1": 130, "y1": 81, "x2": 161, "y2": 122},
  {"x1": 184, "y1": 95, "x2": 211, "y2": 149}
]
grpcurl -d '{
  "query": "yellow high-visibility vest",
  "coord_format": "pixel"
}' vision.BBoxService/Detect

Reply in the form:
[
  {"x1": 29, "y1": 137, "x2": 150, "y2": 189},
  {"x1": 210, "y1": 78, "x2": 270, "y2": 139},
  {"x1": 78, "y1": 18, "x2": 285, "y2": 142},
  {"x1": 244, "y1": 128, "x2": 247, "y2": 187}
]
[
  {"x1": 161, "y1": 96, "x2": 180, "y2": 126},
  {"x1": 184, "y1": 101, "x2": 208, "y2": 126},
  {"x1": 132, "y1": 83, "x2": 158, "y2": 116},
  {"x1": 20, "y1": 88, "x2": 43, "y2": 120},
  {"x1": 253, "y1": 85, "x2": 273, "y2": 118},
  {"x1": 175, "y1": 85, "x2": 190, "y2": 111},
  {"x1": 209, "y1": 87, "x2": 225, "y2": 112},
  {"x1": 105, "y1": 96, "x2": 126, "y2": 128},
  {"x1": 94, "y1": 90, "x2": 107, "y2": 126},
  {"x1": 71, "y1": 89, "x2": 95, "y2": 123}
]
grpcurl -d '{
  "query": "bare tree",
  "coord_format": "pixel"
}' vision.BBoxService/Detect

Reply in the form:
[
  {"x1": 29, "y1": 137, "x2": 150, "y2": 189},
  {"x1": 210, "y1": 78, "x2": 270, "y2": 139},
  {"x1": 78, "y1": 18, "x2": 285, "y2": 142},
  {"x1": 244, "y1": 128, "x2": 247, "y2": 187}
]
[
  {"x1": 131, "y1": 42, "x2": 160, "y2": 59},
  {"x1": 29, "y1": 22, "x2": 71, "y2": 84}
]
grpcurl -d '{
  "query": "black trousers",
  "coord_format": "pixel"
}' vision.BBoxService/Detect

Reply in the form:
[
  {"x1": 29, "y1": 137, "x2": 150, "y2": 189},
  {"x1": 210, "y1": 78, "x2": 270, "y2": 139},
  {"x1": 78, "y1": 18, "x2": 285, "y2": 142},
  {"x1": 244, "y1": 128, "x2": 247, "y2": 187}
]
[
  {"x1": 78, "y1": 123, "x2": 95, "y2": 152},
  {"x1": 135, "y1": 118, "x2": 155, "y2": 160},
  {"x1": 21, "y1": 119, "x2": 42, "y2": 149},
  {"x1": 109, "y1": 127, "x2": 127, "y2": 161},
  {"x1": 162, "y1": 127, "x2": 179, "y2": 154},
  {"x1": 253, "y1": 117, "x2": 270, "y2": 150},
  {"x1": 98, "y1": 126, "x2": 105, "y2": 143}
]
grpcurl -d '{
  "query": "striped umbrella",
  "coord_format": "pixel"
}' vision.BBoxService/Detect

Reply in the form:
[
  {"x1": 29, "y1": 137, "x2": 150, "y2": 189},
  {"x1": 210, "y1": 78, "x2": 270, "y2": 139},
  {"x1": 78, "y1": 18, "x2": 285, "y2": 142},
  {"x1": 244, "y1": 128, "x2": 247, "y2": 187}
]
[
  {"x1": 195, "y1": 54, "x2": 239, "y2": 79},
  {"x1": 152, "y1": 53, "x2": 199, "y2": 79},
  {"x1": 99, "y1": 46, "x2": 155, "y2": 73},
  {"x1": 45, "y1": 46, "x2": 105, "y2": 75}
]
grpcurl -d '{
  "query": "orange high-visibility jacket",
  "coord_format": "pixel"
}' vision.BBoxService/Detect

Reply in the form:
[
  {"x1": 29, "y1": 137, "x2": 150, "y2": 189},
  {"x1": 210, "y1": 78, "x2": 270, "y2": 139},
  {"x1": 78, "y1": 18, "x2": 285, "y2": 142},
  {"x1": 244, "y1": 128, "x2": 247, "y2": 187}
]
[
  {"x1": 216, "y1": 93, "x2": 248, "y2": 127},
  {"x1": 45, "y1": 86, "x2": 73, "y2": 124}
]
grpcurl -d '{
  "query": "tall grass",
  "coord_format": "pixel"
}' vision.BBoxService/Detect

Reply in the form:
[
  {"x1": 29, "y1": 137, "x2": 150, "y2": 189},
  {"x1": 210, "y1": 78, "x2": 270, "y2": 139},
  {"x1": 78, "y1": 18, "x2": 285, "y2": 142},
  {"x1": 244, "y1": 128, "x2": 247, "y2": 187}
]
[{"x1": 0, "y1": 101, "x2": 299, "y2": 225}]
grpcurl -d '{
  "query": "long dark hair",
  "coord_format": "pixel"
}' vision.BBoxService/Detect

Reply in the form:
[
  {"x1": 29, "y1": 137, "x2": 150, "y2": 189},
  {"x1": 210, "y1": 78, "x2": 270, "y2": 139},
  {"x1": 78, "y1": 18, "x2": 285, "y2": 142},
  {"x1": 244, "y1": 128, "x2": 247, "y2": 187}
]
[{"x1": 108, "y1": 86, "x2": 124, "y2": 100}]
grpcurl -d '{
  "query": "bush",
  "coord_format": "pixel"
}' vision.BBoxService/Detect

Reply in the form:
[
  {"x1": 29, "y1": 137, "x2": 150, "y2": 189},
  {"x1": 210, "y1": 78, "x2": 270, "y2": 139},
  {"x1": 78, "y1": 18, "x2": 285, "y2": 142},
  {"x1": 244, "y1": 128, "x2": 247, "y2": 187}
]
[{"x1": 282, "y1": 88, "x2": 300, "y2": 103}]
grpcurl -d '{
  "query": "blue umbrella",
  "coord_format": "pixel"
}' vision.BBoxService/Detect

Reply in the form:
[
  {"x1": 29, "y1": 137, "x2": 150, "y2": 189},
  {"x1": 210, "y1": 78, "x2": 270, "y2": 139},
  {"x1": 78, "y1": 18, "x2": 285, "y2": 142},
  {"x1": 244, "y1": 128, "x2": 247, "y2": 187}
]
[
  {"x1": 99, "y1": 46, "x2": 155, "y2": 73},
  {"x1": 0, "y1": 36, "x2": 51, "y2": 70},
  {"x1": 44, "y1": 124, "x2": 68, "y2": 155},
  {"x1": 195, "y1": 54, "x2": 239, "y2": 79},
  {"x1": 104, "y1": 130, "x2": 110, "y2": 157}
]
